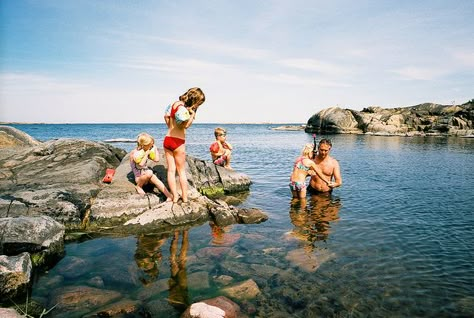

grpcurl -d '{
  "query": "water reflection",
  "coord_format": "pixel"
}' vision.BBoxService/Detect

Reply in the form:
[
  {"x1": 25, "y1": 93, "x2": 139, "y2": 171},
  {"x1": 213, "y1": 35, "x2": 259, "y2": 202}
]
[
  {"x1": 209, "y1": 221, "x2": 234, "y2": 246},
  {"x1": 134, "y1": 230, "x2": 190, "y2": 310},
  {"x1": 168, "y1": 230, "x2": 189, "y2": 310},
  {"x1": 289, "y1": 193, "x2": 342, "y2": 248},
  {"x1": 135, "y1": 233, "x2": 167, "y2": 285}
]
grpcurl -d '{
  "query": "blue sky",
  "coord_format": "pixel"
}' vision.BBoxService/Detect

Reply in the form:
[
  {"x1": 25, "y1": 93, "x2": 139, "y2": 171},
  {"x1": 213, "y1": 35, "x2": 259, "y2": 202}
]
[{"x1": 1, "y1": 0, "x2": 473, "y2": 123}]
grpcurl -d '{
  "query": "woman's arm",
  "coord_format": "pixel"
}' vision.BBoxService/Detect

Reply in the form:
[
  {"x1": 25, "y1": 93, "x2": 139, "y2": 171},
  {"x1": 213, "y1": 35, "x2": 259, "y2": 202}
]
[
  {"x1": 164, "y1": 104, "x2": 172, "y2": 128},
  {"x1": 183, "y1": 108, "x2": 196, "y2": 129}
]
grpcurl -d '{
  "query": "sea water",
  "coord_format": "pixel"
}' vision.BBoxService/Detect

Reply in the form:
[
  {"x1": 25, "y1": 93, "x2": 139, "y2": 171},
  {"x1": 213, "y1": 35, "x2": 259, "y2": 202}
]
[{"x1": 7, "y1": 123, "x2": 474, "y2": 317}]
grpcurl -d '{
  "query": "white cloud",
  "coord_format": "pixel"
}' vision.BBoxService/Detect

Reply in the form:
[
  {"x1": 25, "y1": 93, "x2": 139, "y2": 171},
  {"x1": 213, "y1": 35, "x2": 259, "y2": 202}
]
[
  {"x1": 278, "y1": 58, "x2": 349, "y2": 76},
  {"x1": 107, "y1": 31, "x2": 272, "y2": 61},
  {"x1": 117, "y1": 57, "x2": 235, "y2": 74},
  {"x1": 390, "y1": 67, "x2": 448, "y2": 81},
  {"x1": 452, "y1": 50, "x2": 474, "y2": 68},
  {"x1": 255, "y1": 73, "x2": 350, "y2": 88},
  {"x1": 0, "y1": 73, "x2": 89, "y2": 93}
]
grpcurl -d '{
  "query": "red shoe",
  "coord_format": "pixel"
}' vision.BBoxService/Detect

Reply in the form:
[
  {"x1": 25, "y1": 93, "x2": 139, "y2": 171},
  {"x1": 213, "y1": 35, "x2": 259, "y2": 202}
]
[{"x1": 102, "y1": 168, "x2": 115, "y2": 183}]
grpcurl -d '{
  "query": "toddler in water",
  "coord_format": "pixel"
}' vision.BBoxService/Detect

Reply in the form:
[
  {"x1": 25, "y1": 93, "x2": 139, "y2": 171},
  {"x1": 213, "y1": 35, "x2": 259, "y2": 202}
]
[
  {"x1": 209, "y1": 127, "x2": 233, "y2": 169},
  {"x1": 289, "y1": 143, "x2": 330, "y2": 199},
  {"x1": 130, "y1": 133, "x2": 173, "y2": 200}
]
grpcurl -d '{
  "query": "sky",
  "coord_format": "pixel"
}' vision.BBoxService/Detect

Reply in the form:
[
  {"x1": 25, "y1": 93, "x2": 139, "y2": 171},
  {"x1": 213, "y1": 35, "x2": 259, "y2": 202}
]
[{"x1": 0, "y1": 0, "x2": 473, "y2": 124}]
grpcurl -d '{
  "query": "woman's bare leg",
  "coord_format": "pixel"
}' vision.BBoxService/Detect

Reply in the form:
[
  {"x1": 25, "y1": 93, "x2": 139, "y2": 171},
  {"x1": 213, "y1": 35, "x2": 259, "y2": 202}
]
[
  {"x1": 165, "y1": 149, "x2": 179, "y2": 203},
  {"x1": 174, "y1": 145, "x2": 188, "y2": 202}
]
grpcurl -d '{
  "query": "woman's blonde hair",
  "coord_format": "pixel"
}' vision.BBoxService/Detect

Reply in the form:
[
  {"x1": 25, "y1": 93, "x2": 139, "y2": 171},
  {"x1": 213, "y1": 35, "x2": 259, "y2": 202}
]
[
  {"x1": 180, "y1": 87, "x2": 205, "y2": 109},
  {"x1": 137, "y1": 133, "x2": 154, "y2": 148},
  {"x1": 301, "y1": 143, "x2": 314, "y2": 157}
]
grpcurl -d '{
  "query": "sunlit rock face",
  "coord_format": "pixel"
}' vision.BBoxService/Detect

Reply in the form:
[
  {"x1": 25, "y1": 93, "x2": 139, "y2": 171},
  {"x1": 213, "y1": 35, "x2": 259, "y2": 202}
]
[{"x1": 305, "y1": 101, "x2": 474, "y2": 136}]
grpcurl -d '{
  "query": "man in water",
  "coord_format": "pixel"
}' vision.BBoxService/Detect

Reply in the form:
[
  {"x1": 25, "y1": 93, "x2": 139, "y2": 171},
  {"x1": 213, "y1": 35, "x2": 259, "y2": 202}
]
[{"x1": 308, "y1": 139, "x2": 342, "y2": 194}]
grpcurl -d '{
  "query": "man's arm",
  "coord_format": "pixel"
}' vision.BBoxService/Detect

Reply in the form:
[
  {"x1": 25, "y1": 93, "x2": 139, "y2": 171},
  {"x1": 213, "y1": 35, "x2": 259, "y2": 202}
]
[
  {"x1": 309, "y1": 162, "x2": 330, "y2": 184},
  {"x1": 329, "y1": 159, "x2": 342, "y2": 188}
]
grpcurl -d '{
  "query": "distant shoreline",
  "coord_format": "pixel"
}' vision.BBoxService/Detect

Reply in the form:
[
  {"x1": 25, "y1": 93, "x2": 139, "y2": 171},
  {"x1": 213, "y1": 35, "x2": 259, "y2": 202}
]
[{"x1": 1, "y1": 122, "x2": 305, "y2": 125}]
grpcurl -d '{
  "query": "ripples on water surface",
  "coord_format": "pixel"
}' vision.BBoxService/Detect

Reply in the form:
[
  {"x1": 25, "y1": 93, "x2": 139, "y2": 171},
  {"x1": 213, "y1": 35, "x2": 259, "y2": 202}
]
[{"x1": 10, "y1": 124, "x2": 474, "y2": 317}]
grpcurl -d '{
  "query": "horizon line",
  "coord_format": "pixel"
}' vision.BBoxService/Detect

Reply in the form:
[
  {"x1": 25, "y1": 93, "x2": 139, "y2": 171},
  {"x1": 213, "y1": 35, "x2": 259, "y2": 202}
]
[{"x1": 1, "y1": 121, "x2": 306, "y2": 125}]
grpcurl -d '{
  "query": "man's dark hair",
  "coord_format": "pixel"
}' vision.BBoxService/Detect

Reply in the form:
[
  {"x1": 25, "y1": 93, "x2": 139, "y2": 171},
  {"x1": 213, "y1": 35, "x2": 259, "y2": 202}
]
[{"x1": 319, "y1": 138, "x2": 332, "y2": 147}]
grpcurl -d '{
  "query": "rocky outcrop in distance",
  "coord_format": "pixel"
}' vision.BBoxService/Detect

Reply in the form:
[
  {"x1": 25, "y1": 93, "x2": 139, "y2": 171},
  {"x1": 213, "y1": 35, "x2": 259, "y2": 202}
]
[{"x1": 305, "y1": 100, "x2": 474, "y2": 136}]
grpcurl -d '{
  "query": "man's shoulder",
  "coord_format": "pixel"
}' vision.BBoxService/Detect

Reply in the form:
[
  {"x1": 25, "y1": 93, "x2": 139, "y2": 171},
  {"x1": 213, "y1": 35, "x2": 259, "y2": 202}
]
[{"x1": 328, "y1": 156, "x2": 340, "y2": 165}]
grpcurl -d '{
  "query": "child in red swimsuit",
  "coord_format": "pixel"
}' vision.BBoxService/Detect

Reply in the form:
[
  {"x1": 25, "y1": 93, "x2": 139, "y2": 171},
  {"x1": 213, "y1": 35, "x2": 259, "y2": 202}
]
[
  {"x1": 163, "y1": 87, "x2": 205, "y2": 203},
  {"x1": 209, "y1": 127, "x2": 233, "y2": 169}
]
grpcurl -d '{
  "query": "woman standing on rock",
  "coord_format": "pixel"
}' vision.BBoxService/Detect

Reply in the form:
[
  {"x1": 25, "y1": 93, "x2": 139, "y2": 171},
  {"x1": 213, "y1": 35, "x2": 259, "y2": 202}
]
[{"x1": 163, "y1": 87, "x2": 205, "y2": 203}]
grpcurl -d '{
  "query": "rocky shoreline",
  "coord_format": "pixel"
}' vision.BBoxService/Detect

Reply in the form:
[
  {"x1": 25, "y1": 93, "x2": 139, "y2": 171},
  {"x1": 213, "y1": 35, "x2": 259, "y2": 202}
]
[
  {"x1": 305, "y1": 101, "x2": 474, "y2": 136},
  {"x1": 0, "y1": 125, "x2": 268, "y2": 316}
]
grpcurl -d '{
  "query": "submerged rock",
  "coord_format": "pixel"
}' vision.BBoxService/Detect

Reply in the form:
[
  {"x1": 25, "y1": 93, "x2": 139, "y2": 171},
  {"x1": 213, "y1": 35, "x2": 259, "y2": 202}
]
[
  {"x1": 0, "y1": 308, "x2": 24, "y2": 318},
  {"x1": 285, "y1": 247, "x2": 335, "y2": 272},
  {"x1": 181, "y1": 296, "x2": 243, "y2": 318},
  {"x1": 221, "y1": 279, "x2": 261, "y2": 300},
  {"x1": 48, "y1": 285, "x2": 122, "y2": 315}
]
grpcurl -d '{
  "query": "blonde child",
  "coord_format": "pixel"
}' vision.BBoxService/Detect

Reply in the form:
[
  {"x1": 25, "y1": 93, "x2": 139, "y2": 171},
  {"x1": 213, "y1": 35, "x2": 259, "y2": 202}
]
[
  {"x1": 130, "y1": 133, "x2": 173, "y2": 200},
  {"x1": 163, "y1": 87, "x2": 206, "y2": 203},
  {"x1": 289, "y1": 143, "x2": 330, "y2": 199},
  {"x1": 209, "y1": 127, "x2": 233, "y2": 169}
]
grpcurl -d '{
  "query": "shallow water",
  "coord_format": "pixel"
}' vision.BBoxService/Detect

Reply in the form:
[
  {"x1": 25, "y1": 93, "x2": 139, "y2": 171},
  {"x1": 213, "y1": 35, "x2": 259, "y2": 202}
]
[{"x1": 9, "y1": 123, "x2": 474, "y2": 317}]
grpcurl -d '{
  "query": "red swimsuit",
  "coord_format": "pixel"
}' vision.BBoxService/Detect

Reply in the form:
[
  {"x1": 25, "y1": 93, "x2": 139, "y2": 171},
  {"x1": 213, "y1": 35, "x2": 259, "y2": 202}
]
[{"x1": 163, "y1": 104, "x2": 186, "y2": 151}]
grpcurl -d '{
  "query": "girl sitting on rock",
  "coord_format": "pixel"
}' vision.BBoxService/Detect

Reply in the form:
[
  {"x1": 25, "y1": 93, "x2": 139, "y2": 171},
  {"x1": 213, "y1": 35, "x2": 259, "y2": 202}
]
[{"x1": 130, "y1": 133, "x2": 173, "y2": 200}]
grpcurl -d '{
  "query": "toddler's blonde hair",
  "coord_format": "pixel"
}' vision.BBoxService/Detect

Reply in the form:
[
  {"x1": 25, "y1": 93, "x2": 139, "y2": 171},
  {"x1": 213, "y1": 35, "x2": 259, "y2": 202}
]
[
  {"x1": 301, "y1": 143, "x2": 314, "y2": 157},
  {"x1": 137, "y1": 133, "x2": 154, "y2": 148}
]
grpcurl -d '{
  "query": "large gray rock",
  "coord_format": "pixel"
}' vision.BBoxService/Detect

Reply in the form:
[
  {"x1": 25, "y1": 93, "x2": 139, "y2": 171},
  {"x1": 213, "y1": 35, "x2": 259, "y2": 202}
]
[
  {"x1": 305, "y1": 101, "x2": 474, "y2": 136},
  {"x1": 0, "y1": 136, "x2": 126, "y2": 224},
  {"x1": 0, "y1": 216, "x2": 65, "y2": 266},
  {"x1": 0, "y1": 125, "x2": 40, "y2": 148},
  {"x1": 0, "y1": 252, "x2": 32, "y2": 299},
  {"x1": 91, "y1": 153, "x2": 263, "y2": 232},
  {"x1": 0, "y1": 126, "x2": 266, "y2": 231},
  {"x1": 306, "y1": 107, "x2": 361, "y2": 134}
]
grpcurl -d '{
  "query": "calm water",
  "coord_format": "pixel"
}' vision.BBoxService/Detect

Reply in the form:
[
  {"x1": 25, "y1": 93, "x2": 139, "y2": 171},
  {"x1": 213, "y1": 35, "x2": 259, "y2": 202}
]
[{"x1": 9, "y1": 124, "x2": 474, "y2": 317}]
